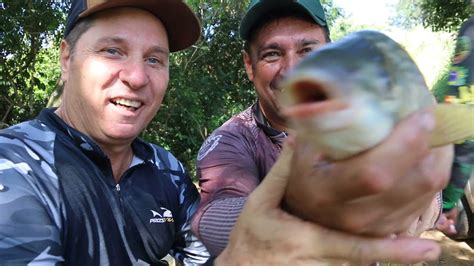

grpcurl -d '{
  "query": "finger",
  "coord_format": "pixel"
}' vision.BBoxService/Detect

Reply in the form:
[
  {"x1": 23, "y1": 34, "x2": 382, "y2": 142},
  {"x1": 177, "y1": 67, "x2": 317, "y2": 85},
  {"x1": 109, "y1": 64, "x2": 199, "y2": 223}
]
[
  {"x1": 360, "y1": 109, "x2": 436, "y2": 185},
  {"x1": 313, "y1": 227, "x2": 441, "y2": 264},
  {"x1": 249, "y1": 138, "x2": 295, "y2": 207},
  {"x1": 448, "y1": 223, "x2": 458, "y2": 235},
  {"x1": 445, "y1": 208, "x2": 460, "y2": 220},
  {"x1": 327, "y1": 110, "x2": 437, "y2": 203},
  {"x1": 349, "y1": 145, "x2": 450, "y2": 235},
  {"x1": 435, "y1": 214, "x2": 450, "y2": 231},
  {"x1": 285, "y1": 133, "x2": 377, "y2": 214},
  {"x1": 344, "y1": 192, "x2": 438, "y2": 236},
  {"x1": 392, "y1": 145, "x2": 452, "y2": 203}
]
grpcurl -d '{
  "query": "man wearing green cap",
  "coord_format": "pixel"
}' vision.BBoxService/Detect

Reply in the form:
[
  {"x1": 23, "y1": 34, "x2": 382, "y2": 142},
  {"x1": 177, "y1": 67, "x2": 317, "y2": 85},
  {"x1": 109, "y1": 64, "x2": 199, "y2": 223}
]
[
  {"x1": 193, "y1": 0, "x2": 451, "y2": 263},
  {"x1": 0, "y1": 0, "x2": 443, "y2": 264},
  {"x1": 0, "y1": 0, "x2": 450, "y2": 264}
]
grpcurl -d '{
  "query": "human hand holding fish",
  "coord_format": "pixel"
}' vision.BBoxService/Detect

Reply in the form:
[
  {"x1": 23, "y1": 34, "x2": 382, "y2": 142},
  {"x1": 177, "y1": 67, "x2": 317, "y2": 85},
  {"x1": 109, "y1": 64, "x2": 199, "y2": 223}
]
[
  {"x1": 284, "y1": 113, "x2": 453, "y2": 237},
  {"x1": 279, "y1": 31, "x2": 474, "y2": 237},
  {"x1": 217, "y1": 139, "x2": 443, "y2": 265}
]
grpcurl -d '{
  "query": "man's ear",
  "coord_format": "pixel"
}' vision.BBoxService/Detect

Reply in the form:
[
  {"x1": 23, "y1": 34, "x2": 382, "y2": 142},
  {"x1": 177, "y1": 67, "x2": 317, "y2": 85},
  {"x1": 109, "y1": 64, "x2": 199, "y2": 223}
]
[
  {"x1": 243, "y1": 51, "x2": 254, "y2": 82},
  {"x1": 59, "y1": 40, "x2": 71, "y2": 83}
]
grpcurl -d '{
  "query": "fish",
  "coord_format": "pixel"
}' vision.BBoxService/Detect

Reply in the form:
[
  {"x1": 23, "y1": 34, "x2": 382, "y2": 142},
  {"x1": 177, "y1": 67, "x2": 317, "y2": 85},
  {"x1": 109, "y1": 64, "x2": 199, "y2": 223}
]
[{"x1": 278, "y1": 30, "x2": 474, "y2": 160}]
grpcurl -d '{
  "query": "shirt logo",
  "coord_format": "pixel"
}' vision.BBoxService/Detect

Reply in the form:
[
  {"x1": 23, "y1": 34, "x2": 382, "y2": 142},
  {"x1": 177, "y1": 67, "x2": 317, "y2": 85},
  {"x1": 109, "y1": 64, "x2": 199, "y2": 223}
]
[
  {"x1": 197, "y1": 134, "x2": 222, "y2": 160},
  {"x1": 149, "y1": 208, "x2": 174, "y2": 224}
]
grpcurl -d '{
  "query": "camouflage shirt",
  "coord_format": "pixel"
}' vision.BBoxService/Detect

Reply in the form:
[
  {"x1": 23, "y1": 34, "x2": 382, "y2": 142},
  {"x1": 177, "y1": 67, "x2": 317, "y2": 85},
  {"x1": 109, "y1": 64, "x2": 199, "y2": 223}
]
[
  {"x1": 0, "y1": 108, "x2": 209, "y2": 265},
  {"x1": 441, "y1": 16, "x2": 474, "y2": 210}
]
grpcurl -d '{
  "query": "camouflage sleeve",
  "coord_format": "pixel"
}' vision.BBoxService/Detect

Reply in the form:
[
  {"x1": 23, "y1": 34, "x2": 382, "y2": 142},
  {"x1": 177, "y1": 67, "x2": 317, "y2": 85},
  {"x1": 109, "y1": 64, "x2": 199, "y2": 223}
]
[
  {"x1": 443, "y1": 140, "x2": 474, "y2": 210},
  {"x1": 0, "y1": 157, "x2": 63, "y2": 264},
  {"x1": 440, "y1": 16, "x2": 474, "y2": 211},
  {"x1": 0, "y1": 131, "x2": 63, "y2": 265}
]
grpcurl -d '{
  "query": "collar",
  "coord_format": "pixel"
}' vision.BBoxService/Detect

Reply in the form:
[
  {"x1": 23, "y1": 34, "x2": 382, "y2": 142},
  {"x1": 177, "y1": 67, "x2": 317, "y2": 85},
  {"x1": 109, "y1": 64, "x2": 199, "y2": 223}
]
[
  {"x1": 252, "y1": 102, "x2": 288, "y2": 146},
  {"x1": 37, "y1": 108, "x2": 155, "y2": 164}
]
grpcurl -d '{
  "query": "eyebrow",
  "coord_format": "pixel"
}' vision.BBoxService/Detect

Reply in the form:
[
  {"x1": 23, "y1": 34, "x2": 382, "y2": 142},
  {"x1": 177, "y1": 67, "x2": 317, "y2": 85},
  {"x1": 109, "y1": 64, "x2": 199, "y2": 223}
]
[
  {"x1": 96, "y1": 36, "x2": 127, "y2": 46},
  {"x1": 257, "y1": 39, "x2": 322, "y2": 56},
  {"x1": 95, "y1": 36, "x2": 169, "y2": 56},
  {"x1": 298, "y1": 39, "x2": 322, "y2": 46},
  {"x1": 257, "y1": 43, "x2": 281, "y2": 54}
]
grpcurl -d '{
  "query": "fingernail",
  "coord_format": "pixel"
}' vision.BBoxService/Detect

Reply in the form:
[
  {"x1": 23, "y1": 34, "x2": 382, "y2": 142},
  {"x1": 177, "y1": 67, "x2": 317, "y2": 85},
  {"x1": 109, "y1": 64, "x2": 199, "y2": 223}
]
[
  {"x1": 449, "y1": 224, "x2": 457, "y2": 234},
  {"x1": 418, "y1": 111, "x2": 435, "y2": 131}
]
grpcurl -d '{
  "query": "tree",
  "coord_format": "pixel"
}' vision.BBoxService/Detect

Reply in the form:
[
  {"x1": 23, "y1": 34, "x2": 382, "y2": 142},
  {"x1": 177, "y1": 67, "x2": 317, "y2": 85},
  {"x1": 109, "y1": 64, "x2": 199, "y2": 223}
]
[
  {"x1": 1, "y1": 0, "x2": 344, "y2": 177},
  {"x1": 0, "y1": 0, "x2": 68, "y2": 128},
  {"x1": 142, "y1": 0, "x2": 344, "y2": 175},
  {"x1": 141, "y1": 1, "x2": 255, "y2": 174},
  {"x1": 391, "y1": 0, "x2": 474, "y2": 32},
  {"x1": 420, "y1": 0, "x2": 474, "y2": 33},
  {"x1": 390, "y1": 0, "x2": 424, "y2": 29}
]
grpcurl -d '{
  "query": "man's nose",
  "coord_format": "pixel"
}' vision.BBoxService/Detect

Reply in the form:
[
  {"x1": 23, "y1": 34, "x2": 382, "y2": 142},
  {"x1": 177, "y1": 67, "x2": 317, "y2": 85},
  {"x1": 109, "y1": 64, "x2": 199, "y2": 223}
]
[
  {"x1": 119, "y1": 60, "x2": 149, "y2": 89},
  {"x1": 280, "y1": 54, "x2": 301, "y2": 76}
]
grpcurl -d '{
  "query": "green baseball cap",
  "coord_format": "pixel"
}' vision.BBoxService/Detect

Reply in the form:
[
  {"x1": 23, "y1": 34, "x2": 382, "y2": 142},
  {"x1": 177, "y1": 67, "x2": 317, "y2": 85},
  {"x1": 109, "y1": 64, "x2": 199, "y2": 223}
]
[{"x1": 240, "y1": 0, "x2": 327, "y2": 40}]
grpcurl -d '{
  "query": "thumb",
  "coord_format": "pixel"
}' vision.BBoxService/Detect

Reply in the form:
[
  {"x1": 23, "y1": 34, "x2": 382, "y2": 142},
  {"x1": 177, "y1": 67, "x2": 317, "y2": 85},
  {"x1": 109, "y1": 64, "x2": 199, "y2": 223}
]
[
  {"x1": 315, "y1": 227, "x2": 441, "y2": 263},
  {"x1": 249, "y1": 138, "x2": 295, "y2": 207}
]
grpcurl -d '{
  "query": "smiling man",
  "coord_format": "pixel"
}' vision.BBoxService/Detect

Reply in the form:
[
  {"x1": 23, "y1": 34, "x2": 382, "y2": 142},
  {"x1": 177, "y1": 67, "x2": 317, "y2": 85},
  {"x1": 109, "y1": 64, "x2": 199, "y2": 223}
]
[{"x1": 0, "y1": 1, "x2": 208, "y2": 265}]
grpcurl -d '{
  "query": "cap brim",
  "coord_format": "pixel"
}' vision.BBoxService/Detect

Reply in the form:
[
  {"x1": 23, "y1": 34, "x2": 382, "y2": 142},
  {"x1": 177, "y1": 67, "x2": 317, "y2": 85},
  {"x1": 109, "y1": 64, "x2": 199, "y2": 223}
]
[{"x1": 79, "y1": 0, "x2": 201, "y2": 52}]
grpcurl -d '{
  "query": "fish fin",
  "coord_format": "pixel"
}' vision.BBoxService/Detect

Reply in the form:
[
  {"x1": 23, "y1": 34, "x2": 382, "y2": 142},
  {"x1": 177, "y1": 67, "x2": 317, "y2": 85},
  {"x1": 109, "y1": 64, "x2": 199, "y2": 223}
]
[{"x1": 430, "y1": 104, "x2": 474, "y2": 147}]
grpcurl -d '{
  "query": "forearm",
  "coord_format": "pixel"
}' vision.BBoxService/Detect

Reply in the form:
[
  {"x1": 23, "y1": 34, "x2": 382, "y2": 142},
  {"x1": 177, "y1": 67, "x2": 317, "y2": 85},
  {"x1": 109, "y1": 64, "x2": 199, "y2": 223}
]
[
  {"x1": 443, "y1": 141, "x2": 474, "y2": 210},
  {"x1": 0, "y1": 160, "x2": 63, "y2": 264},
  {"x1": 196, "y1": 197, "x2": 247, "y2": 256}
]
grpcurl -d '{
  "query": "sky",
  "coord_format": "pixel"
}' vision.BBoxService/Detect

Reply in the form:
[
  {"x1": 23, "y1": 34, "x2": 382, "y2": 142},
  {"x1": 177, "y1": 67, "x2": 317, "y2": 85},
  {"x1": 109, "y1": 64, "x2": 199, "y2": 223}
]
[{"x1": 333, "y1": 0, "x2": 398, "y2": 26}]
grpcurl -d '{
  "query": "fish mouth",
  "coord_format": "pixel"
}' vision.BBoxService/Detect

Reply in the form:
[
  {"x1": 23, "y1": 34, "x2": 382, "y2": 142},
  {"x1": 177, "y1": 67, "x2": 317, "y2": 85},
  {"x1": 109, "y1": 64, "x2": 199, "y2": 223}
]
[
  {"x1": 110, "y1": 97, "x2": 143, "y2": 111},
  {"x1": 291, "y1": 80, "x2": 330, "y2": 104},
  {"x1": 281, "y1": 79, "x2": 347, "y2": 118}
]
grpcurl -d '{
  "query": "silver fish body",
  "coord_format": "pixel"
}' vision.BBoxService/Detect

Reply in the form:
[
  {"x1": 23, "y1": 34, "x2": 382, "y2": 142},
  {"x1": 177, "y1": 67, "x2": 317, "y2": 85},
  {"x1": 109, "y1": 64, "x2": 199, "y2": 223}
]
[{"x1": 279, "y1": 30, "x2": 471, "y2": 160}]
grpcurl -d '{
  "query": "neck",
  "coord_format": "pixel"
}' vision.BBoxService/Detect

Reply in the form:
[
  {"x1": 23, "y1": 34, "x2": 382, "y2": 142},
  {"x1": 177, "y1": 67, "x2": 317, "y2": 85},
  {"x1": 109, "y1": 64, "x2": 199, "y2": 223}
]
[
  {"x1": 55, "y1": 106, "x2": 133, "y2": 182},
  {"x1": 104, "y1": 145, "x2": 134, "y2": 183},
  {"x1": 259, "y1": 103, "x2": 288, "y2": 132},
  {"x1": 267, "y1": 118, "x2": 287, "y2": 132}
]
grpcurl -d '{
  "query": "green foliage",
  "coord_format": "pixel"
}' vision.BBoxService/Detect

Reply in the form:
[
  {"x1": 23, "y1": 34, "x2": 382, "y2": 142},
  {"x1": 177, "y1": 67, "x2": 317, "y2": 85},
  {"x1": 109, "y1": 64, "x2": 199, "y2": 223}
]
[
  {"x1": 1, "y1": 0, "x2": 344, "y2": 178},
  {"x1": 142, "y1": 0, "x2": 345, "y2": 176},
  {"x1": 392, "y1": 0, "x2": 474, "y2": 32},
  {"x1": 390, "y1": 0, "x2": 424, "y2": 29},
  {"x1": 320, "y1": 0, "x2": 348, "y2": 41},
  {"x1": 0, "y1": 0, "x2": 67, "y2": 128},
  {"x1": 420, "y1": 0, "x2": 474, "y2": 33},
  {"x1": 321, "y1": 0, "x2": 343, "y2": 28},
  {"x1": 141, "y1": 1, "x2": 255, "y2": 174},
  {"x1": 432, "y1": 68, "x2": 451, "y2": 103}
]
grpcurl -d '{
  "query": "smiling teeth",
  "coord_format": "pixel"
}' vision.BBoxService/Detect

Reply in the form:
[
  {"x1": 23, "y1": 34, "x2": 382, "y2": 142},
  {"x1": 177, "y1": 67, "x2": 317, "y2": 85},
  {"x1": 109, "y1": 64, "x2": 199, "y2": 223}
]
[{"x1": 114, "y1": 98, "x2": 142, "y2": 108}]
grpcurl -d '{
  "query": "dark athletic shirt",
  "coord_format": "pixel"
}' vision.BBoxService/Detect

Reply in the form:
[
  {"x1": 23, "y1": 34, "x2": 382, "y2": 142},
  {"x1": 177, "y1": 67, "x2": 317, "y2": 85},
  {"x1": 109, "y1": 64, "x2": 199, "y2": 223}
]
[{"x1": 0, "y1": 108, "x2": 209, "y2": 265}]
